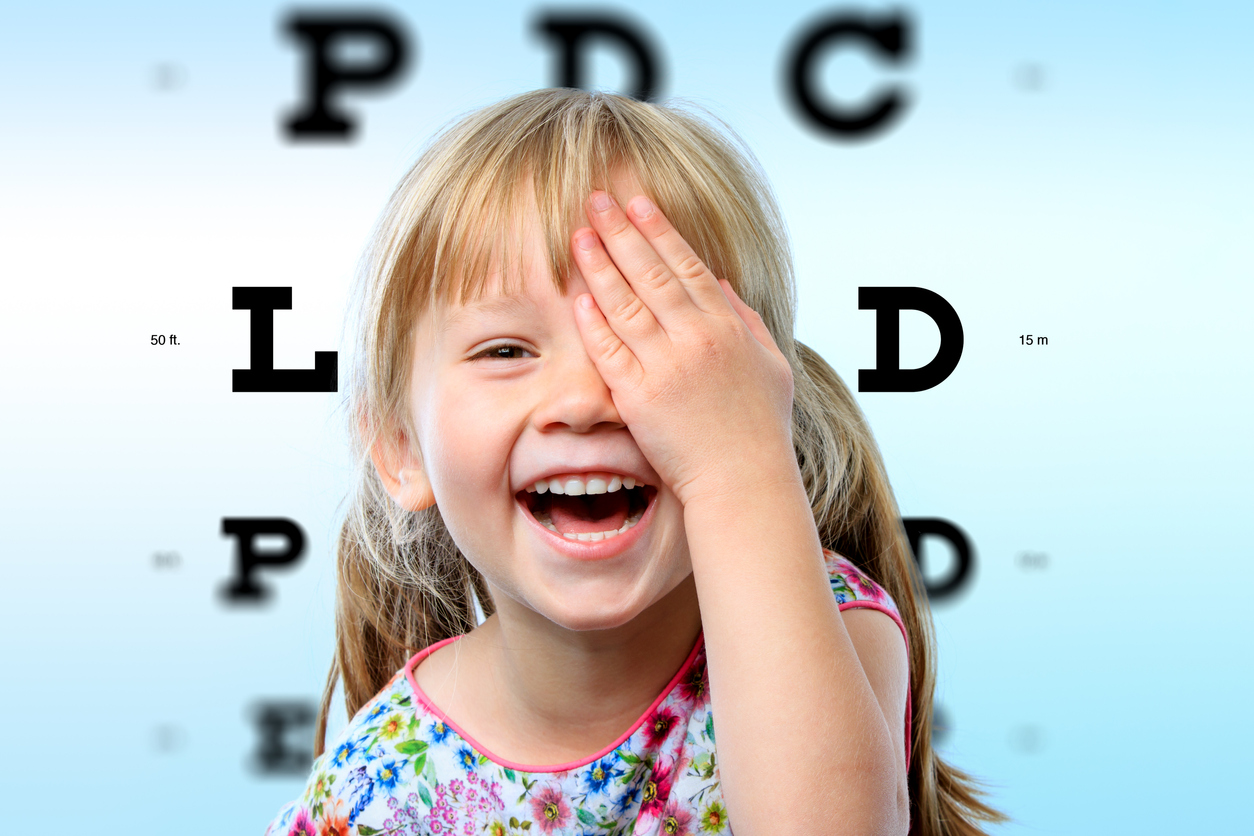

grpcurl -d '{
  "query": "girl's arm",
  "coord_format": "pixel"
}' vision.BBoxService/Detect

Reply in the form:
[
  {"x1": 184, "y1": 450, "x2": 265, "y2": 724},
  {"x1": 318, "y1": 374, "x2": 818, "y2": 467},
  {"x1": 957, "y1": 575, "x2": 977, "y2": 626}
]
[
  {"x1": 570, "y1": 190, "x2": 910, "y2": 835},
  {"x1": 684, "y1": 474, "x2": 910, "y2": 836}
]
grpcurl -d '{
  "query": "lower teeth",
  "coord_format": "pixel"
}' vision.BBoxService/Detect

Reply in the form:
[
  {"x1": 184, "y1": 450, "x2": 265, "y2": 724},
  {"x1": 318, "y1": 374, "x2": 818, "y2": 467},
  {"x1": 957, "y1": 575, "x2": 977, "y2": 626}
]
[{"x1": 533, "y1": 508, "x2": 644, "y2": 541}]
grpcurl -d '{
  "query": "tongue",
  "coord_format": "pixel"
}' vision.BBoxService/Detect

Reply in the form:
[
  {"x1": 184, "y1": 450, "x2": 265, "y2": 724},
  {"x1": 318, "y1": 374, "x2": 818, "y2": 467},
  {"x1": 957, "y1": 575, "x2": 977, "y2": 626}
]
[{"x1": 547, "y1": 492, "x2": 630, "y2": 535}]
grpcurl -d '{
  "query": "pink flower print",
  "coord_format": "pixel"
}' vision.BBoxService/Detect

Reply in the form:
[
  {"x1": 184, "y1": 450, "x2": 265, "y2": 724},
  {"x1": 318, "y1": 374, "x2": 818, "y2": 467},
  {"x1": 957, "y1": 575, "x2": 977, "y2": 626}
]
[
  {"x1": 657, "y1": 798, "x2": 696, "y2": 835},
  {"x1": 448, "y1": 778, "x2": 465, "y2": 799},
  {"x1": 529, "y1": 784, "x2": 573, "y2": 834},
  {"x1": 678, "y1": 654, "x2": 709, "y2": 706},
  {"x1": 844, "y1": 566, "x2": 878, "y2": 598},
  {"x1": 639, "y1": 757, "x2": 677, "y2": 820},
  {"x1": 644, "y1": 706, "x2": 682, "y2": 748},
  {"x1": 287, "y1": 810, "x2": 317, "y2": 836}
]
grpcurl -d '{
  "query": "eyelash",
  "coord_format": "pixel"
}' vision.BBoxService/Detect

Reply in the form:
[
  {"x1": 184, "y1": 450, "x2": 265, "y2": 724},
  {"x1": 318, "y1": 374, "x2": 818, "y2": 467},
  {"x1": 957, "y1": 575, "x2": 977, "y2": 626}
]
[{"x1": 472, "y1": 343, "x2": 534, "y2": 361}]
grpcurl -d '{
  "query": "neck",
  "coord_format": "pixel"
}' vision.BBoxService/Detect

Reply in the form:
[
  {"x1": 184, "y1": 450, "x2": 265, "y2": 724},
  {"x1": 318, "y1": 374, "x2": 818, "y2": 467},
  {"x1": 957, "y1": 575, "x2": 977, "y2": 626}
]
[{"x1": 466, "y1": 573, "x2": 702, "y2": 763}]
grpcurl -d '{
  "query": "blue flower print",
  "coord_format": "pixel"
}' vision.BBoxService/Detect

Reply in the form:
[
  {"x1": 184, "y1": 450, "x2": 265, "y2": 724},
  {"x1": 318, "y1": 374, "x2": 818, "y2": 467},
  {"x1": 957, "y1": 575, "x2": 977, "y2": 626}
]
[
  {"x1": 580, "y1": 757, "x2": 623, "y2": 796},
  {"x1": 454, "y1": 744, "x2": 478, "y2": 773},
  {"x1": 428, "y1": 717, "x2": 455, "y2": 744},
  {"x1": 369, "y1": 757, "x2": 407, "y2": 792},
  {"x1": 613, "y1": 779, "x2": 642, "y2": 816},
  {"x1": 331, "y1": 737, "x2": 361, "y2": 769},
  {"x1": 366, "y1": 702, "x2": 390, "y2": 721}
]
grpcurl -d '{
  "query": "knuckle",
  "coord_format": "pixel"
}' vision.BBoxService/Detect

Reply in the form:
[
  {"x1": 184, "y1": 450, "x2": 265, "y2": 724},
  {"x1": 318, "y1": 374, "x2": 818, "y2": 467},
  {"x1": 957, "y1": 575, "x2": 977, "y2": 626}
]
[
  {"x1": 638, "y1": 261, "x2": 672, "y2": 290},
  {"x1": 613, "y1": 293, "x2": 649, "y2": 326},
  {"x1": 599, "y1": 338, "x2": 631, "y2": 368},
  {"x1": 672, "y1": 252, "x2": 706, "y2": 279}
]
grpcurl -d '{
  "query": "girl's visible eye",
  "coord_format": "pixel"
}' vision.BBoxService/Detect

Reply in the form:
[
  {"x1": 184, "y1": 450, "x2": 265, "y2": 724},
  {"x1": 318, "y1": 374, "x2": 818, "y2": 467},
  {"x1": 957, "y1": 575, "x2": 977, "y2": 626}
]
[{"x1": 472, "y1": 343, "x2": 534, "y2": 361}]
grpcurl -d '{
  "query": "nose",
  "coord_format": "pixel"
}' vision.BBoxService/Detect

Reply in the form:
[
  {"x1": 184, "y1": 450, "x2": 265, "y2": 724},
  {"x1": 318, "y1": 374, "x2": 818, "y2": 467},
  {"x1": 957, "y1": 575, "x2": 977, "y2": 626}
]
[{"x1": 531, "y1": 340, "x2": 626, "y2": 434}]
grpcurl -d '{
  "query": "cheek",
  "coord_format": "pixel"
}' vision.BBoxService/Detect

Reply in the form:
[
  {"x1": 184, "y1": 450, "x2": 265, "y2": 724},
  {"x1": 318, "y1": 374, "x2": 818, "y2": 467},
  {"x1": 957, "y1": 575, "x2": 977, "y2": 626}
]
[{"x1": 424, "y1": 389, "x2": 514, "y2": 517}]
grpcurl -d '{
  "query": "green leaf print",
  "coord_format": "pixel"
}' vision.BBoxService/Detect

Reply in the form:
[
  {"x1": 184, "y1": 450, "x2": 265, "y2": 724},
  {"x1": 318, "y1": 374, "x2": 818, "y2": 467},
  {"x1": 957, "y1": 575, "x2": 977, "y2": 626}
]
[
  {"x1": 619, "y1": 750, "x2": 641, "y2": 764},
  {"x1": 510, "y1": 817, "x2": 521, "y2": 828},
  {"x1": 504, "y1": 768, "x2": 516, "y2": 782},
  {"x1": 418, "y1": 782, "x2": 433, "y2": 807},
  {"x1": 831, "y1": 580, "x2": 854, "y2": 600},
  {"x1": 478, "y1": 753, "x2": 490, "y2": 766},
  {"x1": 358, "y1": 827, "x2": 381, "y2": 835},
  {"x1": 706, "y1": 713, "x2": 716, "y2": 744},
  {"x1": 395, "y1": 739, "x2": 428, "y2": 755},
  {"x1": 576, "y1": 807, "x2": 597, "y2": 825},
  {"x1": 423, "y1": 754, "x2": 438, "y2": 784},
  {"x1": 411, "y1": 753, "x2": 427, "y2": 775}
]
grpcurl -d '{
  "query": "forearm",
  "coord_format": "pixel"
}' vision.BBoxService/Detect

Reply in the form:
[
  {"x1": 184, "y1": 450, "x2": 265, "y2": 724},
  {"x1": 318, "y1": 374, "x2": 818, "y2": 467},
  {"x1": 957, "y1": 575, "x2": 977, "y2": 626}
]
[{"x1": 683, "y1": 467, "x2": 903, "y2": 836}]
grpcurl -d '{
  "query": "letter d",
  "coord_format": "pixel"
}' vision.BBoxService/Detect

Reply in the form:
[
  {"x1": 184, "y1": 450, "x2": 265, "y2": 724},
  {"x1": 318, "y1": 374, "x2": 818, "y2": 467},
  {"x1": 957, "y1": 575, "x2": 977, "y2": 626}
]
[{"x1": 858, "y1": 286, "x2": 963, "y2": 392}]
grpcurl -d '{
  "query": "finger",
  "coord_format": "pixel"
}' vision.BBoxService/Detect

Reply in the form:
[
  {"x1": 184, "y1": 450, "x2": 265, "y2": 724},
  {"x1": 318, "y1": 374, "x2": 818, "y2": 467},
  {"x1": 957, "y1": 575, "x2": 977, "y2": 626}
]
[
  {"x1": 571, "y1": 224, "x2": 666, "y2": 354},
  {"x1": 584, "y1": 191, "x2": 708, "y2": 334},
  {"x1": 718, "y1": 280, "x2": 788, "y2": 362},
  {"x1": 572, "y1": 292, "x2": 644, "y2": 390},
  {"x1": 620, "y1": 194, "x2": 733, "y2": 317}
]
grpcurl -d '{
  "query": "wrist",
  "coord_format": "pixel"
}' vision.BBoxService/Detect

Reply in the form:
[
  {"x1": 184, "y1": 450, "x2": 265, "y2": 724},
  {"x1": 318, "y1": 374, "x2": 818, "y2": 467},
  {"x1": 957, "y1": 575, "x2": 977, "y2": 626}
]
[{"x1": 680, "y1": 455, "x2": 808, "y2": 520}]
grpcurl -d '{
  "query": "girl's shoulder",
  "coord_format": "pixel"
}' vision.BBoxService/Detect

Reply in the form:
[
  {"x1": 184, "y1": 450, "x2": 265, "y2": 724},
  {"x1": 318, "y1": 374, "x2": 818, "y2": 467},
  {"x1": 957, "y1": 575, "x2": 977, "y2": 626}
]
[
  {"x1": 822, "y1": 548, "x2": 903, "y2": 623},
  {"x1": 263, "y1": 668, "x2": 429, "y2": 835}
]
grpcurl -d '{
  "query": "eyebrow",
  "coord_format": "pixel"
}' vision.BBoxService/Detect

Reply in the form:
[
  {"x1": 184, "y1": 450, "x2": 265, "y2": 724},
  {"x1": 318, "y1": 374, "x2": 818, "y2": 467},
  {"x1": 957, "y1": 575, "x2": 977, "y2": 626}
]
[{"x1": 439, "y1": 294, "x2": 540, "y2": 335}]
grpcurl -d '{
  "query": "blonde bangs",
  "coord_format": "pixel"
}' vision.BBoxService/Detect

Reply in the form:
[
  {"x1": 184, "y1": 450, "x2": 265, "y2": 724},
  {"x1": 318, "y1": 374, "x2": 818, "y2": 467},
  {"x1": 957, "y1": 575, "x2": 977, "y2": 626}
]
[{"x1": 383, "y1": 89, "x2": 788, "y2": 324}]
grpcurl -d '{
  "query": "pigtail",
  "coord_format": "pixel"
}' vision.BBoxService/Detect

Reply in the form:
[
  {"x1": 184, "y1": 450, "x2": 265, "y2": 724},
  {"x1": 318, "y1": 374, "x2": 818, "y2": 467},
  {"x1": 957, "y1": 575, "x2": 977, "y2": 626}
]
[
  {"x1": 315, "y1": 480, "x2": 494, "y2": 756},
  {"x1": 791, "y1": 340, "x2": 1008, "y2": 835},
  {"x1": 315, "y1": 474, "x2": 493, "y2": 757}
]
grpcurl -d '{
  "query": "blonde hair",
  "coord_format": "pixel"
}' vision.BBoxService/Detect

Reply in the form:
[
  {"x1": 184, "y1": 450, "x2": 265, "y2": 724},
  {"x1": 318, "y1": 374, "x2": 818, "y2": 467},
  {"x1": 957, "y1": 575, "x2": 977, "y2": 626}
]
[{"x1": 321, "y1": 88, "x2": 1008, "y2": 836}]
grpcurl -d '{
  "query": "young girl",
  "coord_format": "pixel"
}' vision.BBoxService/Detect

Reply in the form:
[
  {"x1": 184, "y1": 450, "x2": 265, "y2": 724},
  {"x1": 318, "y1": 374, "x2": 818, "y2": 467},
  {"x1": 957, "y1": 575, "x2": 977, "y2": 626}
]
[{"x1": 266, "y1": 88, "x2": 1006, "y2": 836}]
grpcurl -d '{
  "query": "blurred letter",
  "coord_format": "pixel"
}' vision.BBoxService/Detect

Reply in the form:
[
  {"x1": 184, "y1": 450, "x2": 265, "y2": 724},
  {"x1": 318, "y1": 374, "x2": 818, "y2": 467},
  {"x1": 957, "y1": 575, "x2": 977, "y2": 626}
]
[
  {"x1": 221, "y1": 518, "x2": 306, "y2": 603},
  {"x1": 903, "y1": 517, "x2": 974, "y2": 601},
  {"x1": 250, "y1": 700, "x2": 315, "y2": 775},
  {"x1": 537, "y1": 13, "x2": 661, "y2": 101},
  {"x1": 283, "y1": 13, "x2": 410, "y2": 140},
  {"x1": 785, "y1": 11, "x2": 912, "y2": 138}
]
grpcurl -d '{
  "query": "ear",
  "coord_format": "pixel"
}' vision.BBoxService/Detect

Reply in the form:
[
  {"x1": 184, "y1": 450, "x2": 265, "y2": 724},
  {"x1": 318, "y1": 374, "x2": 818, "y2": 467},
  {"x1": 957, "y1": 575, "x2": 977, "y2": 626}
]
[{"x1": 364, "y1": 415, "x2": 437, "y2": 512}]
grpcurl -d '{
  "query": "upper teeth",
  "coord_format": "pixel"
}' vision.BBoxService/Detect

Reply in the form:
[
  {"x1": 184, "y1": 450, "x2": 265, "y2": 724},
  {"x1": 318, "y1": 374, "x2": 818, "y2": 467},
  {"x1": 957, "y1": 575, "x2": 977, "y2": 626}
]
[{"x1": 525, "y1": 473, "x2": 639, "y2": 496}]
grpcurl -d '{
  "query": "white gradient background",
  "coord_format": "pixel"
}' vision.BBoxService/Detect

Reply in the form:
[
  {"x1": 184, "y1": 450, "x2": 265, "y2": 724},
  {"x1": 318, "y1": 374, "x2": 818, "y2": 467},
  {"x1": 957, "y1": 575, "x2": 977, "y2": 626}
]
[{"x1": 1, "y1": 1, "x2": 1249, "y2": 832}]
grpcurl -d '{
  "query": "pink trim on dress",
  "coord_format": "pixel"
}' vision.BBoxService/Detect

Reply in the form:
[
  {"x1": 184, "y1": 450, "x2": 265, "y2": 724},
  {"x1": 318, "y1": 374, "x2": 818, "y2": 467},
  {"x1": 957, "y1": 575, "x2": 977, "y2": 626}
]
[{"x1": 404, "y1": 631, "x2": 707, "y2": 774}]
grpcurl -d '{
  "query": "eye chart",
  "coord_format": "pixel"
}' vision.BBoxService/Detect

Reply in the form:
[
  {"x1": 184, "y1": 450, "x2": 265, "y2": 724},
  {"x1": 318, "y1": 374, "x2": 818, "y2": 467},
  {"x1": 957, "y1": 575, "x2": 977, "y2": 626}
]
[{"x1": 1, "y1": 2, "x2": 1249, "y2": 833}]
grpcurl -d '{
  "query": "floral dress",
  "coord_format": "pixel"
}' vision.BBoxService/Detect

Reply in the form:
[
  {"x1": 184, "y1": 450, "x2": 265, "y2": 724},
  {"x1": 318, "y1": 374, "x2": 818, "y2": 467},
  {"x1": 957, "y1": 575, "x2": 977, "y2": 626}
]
[{"x1": 264, "y1": 550, "x2": 911, "y2": 836}]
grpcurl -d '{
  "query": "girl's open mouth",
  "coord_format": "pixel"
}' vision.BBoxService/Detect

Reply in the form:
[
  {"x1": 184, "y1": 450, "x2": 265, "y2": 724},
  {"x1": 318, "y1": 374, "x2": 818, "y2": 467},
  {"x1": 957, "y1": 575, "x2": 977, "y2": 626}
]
[{"x1": 516, "y1": 483, "x2": 658, "y2": 542}]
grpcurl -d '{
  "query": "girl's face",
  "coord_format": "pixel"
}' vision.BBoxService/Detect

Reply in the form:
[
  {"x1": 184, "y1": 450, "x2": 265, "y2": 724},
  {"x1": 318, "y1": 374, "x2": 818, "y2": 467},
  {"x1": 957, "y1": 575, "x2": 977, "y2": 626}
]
[{"x1": 402, "y1": 191, "x2": 694, "y2": 633}]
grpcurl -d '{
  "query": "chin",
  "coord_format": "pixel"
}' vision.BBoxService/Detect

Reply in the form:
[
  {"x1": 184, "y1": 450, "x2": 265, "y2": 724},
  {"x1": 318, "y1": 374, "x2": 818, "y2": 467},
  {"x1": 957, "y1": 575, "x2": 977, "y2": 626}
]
[{"x1": 541, "y1": 595, "x2": 646, "y2": 633}]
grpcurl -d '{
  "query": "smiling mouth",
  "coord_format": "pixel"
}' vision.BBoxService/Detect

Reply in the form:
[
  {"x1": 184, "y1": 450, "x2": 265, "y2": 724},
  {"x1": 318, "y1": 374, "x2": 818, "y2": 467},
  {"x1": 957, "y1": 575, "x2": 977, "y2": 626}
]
[{"x1": 517, "y1": 484, "x2": 657, "y2": 541}]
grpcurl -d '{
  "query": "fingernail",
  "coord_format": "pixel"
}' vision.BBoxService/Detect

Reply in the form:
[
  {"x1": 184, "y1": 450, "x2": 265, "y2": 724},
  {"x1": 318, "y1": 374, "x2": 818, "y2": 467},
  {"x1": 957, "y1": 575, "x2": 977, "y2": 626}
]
[
  {"x1": 629, "y1": 196, "x2": 654, "y2": 220},
  {"x1": 591, "y1": 191, "x2": 612, "y2": 212},
  {"x1": 579, "y1": 294, "x2": 595, "y2": 309},
  {"x1": 576, "y1": 230, "x2": 597, "y2": 250}
]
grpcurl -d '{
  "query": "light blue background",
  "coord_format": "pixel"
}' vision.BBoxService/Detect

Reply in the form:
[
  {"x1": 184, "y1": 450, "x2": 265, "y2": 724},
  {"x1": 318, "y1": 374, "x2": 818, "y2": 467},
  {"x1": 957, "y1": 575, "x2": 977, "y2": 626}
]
[{"x1": 1, "y1": 1, "x2": 1249, "y2": 832}]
